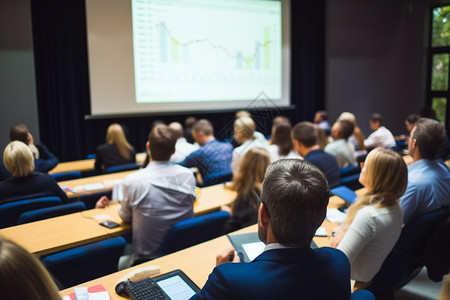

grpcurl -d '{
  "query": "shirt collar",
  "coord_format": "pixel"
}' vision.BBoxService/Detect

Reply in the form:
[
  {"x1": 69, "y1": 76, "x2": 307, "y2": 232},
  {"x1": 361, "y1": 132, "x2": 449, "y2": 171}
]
[{"x1": 263, "y1": 243, "x2": 292, "y2": 252}]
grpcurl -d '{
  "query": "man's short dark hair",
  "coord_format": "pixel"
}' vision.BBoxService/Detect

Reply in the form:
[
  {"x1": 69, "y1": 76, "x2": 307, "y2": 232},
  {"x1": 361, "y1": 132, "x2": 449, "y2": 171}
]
[
  {"x1": 9, "y1": 123, "x2": 29, "y2": 144},
  {"x1": 316, "y1": 110, "x2": 328, "y2": 121},
  {"x1": 193, "y1": 119, "x2": 214, "y2": 136},
  {"x1": 261, "y1": 159, "x2": 329, "y2": 247},
  {"x1": 337, "y1": 120, "x2": 355, "y2": 140},
  {"x1": 291, "y1": 122, "x2": 318, "y2": 148},
  {"x1": 370, "y1": 113, "x2": 383, "y2": 124},
  {"x1": 148, "y1": 124, "x2": 176, "y2": 161},
  {"x1": 412, "y1": 118, "x2": 445, "y2": 159}
]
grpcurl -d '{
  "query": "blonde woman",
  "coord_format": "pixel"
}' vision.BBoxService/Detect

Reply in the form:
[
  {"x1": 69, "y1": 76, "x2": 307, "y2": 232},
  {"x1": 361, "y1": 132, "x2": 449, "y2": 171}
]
[
  {"x1": 95, "y1": 123, "x2": 136, "y2": 172},
  {"x1": 337, "y1": 112, "x2": 366, "y2": 151},
  {"x1": 223, "y1": 147, "x2": 271, "y2": 233},
  {"x1": 0, "y1": 237, "x2": 61, "y2": 299},
  {"x1": 330, "y1": 148, "x2": 407, "y2": 290},
  {"x1": 0, "y1": 141, "x2": 69, "y2": 205}
]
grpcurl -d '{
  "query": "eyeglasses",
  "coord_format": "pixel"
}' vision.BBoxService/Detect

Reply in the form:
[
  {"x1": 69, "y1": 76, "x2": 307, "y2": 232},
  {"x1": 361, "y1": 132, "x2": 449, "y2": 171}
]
[{"x1": 257, "y1": 195, "x2": 270, "y2": 219}]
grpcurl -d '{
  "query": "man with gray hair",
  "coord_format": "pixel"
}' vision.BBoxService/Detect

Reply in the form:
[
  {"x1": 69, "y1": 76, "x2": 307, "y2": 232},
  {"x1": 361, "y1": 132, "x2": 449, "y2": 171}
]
[
  {"x1": 400, "y1": 118, "x2": 450, "y2": 224},
  {"x1": 168, "y1": 122, "x2": 198, "y2": 163},
  {"x1": 191, "y1": 159, "x2": 351, "y2": 299}
]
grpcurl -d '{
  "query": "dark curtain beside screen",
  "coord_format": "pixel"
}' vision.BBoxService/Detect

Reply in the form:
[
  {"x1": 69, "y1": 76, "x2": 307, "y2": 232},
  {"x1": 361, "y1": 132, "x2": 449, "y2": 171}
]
[{"x1": 30, "y1": 0, "x2": 325, "y2": 161}]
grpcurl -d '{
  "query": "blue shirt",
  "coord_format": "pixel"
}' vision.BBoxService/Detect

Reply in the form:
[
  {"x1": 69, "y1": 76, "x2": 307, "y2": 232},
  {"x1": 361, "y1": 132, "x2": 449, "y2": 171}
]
[
  {"x1": 400, "y1": 159, "x2": 450, "y2": 224},
  {"x1": 304, "y1": 149, "x2": 341, "y2": 188},
  {"x1": 179, "y1": 139, "x2": 233, "y2": 179}
]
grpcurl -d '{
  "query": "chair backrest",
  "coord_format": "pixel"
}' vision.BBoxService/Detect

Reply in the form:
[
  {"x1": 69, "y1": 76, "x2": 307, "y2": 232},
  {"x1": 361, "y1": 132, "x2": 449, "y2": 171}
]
[
  {"x1": 50, "y1": 171, "x2": 82, "y2": 182},
  {"x1": 368, "y1": 207, "x2": 450, "y2": 298},
  {"x1": 0, "y1": 196, "x2": 62, "y2": 229},
  {"x1": 202, "y1": 172, "x2": 233, "y2": 187},
  {"x1": 340, "y1": 165, "x2": 361, "y2": 178},
  {"x1": 105, "y1": 163, "x2": 140, "y2": 174},
  {"x1": 350, "y1": 290, "x2": 375, "y2": 300},
  {"x1": 331, "y1": 186, "x2": 357, "y2": 204},
  {"x1": 339, "y1": 173, "x2": 363, "y2": 190},
  {"x1": 18, "y1": 201, "x2": 86, "y2": 224},
  {"x1": 42, "y1": 236, "x2": 126, "y2": 289},
  {"x1": 157, "y1": 211, "x2": 230, "y2": 255}
]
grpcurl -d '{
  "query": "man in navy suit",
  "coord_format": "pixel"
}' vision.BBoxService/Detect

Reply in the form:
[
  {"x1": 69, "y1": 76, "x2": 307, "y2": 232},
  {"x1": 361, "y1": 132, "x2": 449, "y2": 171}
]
[{"x1": 190, "y1": 159, "x2": 351, "y2": 300}]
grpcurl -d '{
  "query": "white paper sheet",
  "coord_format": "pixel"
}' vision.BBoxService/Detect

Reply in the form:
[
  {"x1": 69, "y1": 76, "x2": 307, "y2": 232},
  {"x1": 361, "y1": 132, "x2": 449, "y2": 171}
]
[
  {"x1": 242, "y1": 241, "x2": 265, "y2": 261},
  {"x1": 315, "y1": 227, "x2": 328, "y2": 237},
  {"x1": 326, "y1": 208, "x2": 347, "y2": 223}
]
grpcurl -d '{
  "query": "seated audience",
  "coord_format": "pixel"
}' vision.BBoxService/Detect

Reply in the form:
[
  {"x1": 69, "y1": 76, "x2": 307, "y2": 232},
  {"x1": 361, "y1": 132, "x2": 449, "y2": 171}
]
[
  {"x1": 191, "y1": 159, "x2": 351, "y2": 299},
  {"x1": 331, "y1": 148, "x2": 407, "y2": 290},
  {"x1": 168, "y1": 122, "x2": 198, "y2": 163},
  {"x1": 232, "y1": 116, "x2": 268, "y2": 173},
  {"x1": 325, "y1": 120, "x2": 357, "y2": 168},
  {"x1": 0, "y1": 236, "x2": 61, "y2": 300},
  {"x1": 291, "y1": 122, "x2": 340, "y2": 188},
  {"x1": 0, "y1": 123, "x2": 59, "y2": 181},
  {"x1": 0, "y1": 141, "x2": 69, "y2": 205},
  {"x1": 315, "y1": 125, "x2": 329, "y2": 149},
  {"x1": 222, "y1": 147, "x2": 270, "y2": 234},
  {"x1": 95, "y1": 123, "x2": 136, "y2": 172},
  {"x1": 179, "y1": 119, "x2": 233, "y2": 181},
  {"x1": 405, "y1": 113, "x2": 419, "y2": 133},
  {"x1": 337, "y1": 112, "x2": 366, "y2": 151},
  {"x1": 268, "y1": 115, "x2": 291, "y2": 143},
  {"x1": 314, "y1": 110, "x2": 331, "y2": 136},
  {"x1": 235, "y1": 110, "x2": 269, "y2": 145},
  {"x1": 268, "y1": 121, "x2": 301, "y2": 162},
  {"x1": 184, "y1": 116, "x2": 197, "y2": 144},
  {"x1": 364, "y1": 113, "x2": 396, "y2": 149},
  {"x1": 99, "y1": 124, "x2": 196, "y2": 263},
  {"x1": 400, "y1": 118, "x2": 450, "y2": 224}
]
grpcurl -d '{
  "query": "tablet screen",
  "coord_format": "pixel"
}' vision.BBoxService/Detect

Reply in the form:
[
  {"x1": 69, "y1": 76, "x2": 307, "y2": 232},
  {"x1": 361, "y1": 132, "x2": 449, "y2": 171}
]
[{"x1": 156, "y1": 275, "x2": 197, "y2": 300}]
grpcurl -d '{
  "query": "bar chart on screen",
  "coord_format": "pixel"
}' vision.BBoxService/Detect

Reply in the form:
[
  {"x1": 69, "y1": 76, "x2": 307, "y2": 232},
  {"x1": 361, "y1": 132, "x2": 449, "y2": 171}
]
[{"x1": 132, "y1": 0, "x2": 282, "y2": 103}]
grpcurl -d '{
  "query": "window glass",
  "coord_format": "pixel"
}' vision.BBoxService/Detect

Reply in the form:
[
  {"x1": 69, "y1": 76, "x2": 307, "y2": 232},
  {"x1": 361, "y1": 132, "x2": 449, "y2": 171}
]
[
  {"x1": 432, "y1": 97, "x2": 447, "y2": 125},
  {"x1": 431, "y1": 54, "x2": 449, "y2": 91},
  {"x1": 432, "y1": 6, "x2": 450, "y2": 47}
]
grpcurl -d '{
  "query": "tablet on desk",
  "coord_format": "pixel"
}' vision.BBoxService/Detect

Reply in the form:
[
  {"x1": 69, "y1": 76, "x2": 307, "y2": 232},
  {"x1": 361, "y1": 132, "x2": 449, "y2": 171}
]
[{"x1": 153, "y1": 270, "x2": 201, "y2": 300}]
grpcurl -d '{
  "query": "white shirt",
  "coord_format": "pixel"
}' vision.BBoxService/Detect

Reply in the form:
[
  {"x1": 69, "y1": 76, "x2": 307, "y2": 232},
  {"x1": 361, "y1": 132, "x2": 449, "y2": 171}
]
[
  {"x1": 170, "y1": 138, "x2": 199, "y2": 163},
  {"x1": 232, "y1": 138, "x2": 268, "y2": 173},
  {"x1": 268, "y1": 144, "x2": 302, "y2": 163},
  {"x1": 364, "y1": 126, "x2": 396, "y2": 149},
  {"x1": 337, "y1": 205, "x2": 403, "y2": 282},
  {"x1": 118, "y1": 161, "x2": 196, "y2": 259},
  {"x1": 324, "y1": 139, "x2": 357, "y2": 168}
]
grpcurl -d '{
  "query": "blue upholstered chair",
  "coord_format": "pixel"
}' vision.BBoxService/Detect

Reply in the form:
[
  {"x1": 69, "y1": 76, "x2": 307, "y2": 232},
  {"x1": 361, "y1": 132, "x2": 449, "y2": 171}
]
[
  {"x1": 158, "y1": 211, "x2": 231, "y2": 255},
  {"x1": 79, "y1": 190, "x2": 112, "y2": 209},
  {"x1": 340, "y1": 173, "x2": 363, "y2": 190},
  {"x1": 18, "y1": 201, "x2": 86, "y2": 224},
  {"x1": 331, "y1": 186, "x2": 358, "y2": 204},
  {"x1": 50, "y1": 171, "x2": 82, "y2": 182},
  {"x1": 0, "y1": 196, "x2": 61, "y2": 228},
  {"x1": 367, "y1": 207, "x2": 450, "y2": 300},
  {"x1": 340, "y1": 165, "x2": 361, "y2": 178},
  {"x1": 350, "y1": 290, "x2": 375, "y2": 300},
  {"x1": 42, "y1": 236, "x2": 127, "y2": 289},
  {"x1": 105, "y1": 163, "x2": 140, "y2": 174},
  {"x1": 202, "y1": 172, "x2": 233, "y2": 187},
  {"x1": 85, "y1": 153, "x2": 96, "y2": 159}
]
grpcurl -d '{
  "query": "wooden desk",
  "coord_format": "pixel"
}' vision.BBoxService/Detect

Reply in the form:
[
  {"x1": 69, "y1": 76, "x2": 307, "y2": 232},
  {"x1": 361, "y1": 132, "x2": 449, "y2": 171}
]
[
  {"x1": 50, "y1": 153, "x2": 147, "y2": 174},
  {"x1": 59, "y1": 170, "x2": 136, "y2": 198},
  {"x1": 0, "y1": 204, "x2": 129, "y2": 257},
  {"x1": 0, "y1": 184, "x2": 236, "y2": 257},
  {"x1": 60, "y1": 194, "x2": 350, "y2": 299}
]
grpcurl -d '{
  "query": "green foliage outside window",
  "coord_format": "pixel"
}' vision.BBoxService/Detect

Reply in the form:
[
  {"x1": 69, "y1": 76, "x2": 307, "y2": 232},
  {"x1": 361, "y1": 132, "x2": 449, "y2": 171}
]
[
  {"x1": 432, "y1": 6, "x2": 450, "y2": 47},
  {"x1": 432, "y1": 97, "x2": 447, "y2": 125}
]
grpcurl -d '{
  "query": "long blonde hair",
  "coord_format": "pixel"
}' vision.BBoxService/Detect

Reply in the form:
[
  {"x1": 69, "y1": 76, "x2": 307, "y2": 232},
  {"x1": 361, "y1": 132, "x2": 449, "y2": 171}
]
[
  {"x1": 106, "y1": 123, "x2": 134, "y2": 160},
  {"x1": 0, "y1": 237, "x2": 61, "y2": 300},
  {"x1": 342, "y1": 148, "x2": 407, "y2": 228},
  {"x1": 231, "y1": 147, "x2": 270, "y2": 196}
]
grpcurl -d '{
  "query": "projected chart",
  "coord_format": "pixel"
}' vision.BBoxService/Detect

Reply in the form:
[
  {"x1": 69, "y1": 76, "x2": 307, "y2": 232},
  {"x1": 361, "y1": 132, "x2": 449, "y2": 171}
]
[{"x1": 132, "y1": 0, "x2": 282, "y2": 103}]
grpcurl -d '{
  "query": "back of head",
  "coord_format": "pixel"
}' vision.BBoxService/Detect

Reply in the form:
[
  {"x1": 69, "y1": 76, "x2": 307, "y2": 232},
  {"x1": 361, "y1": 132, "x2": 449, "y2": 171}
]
[
  {"x1": 148, "y1": 124, "x2": 177, "y2": 161},
  {"x1": 234, "y1": 117, "x2": 255, "y2": 140},
  {"x1": 261, "y1": 159, "x2": 329, "y2": 247},
  {"x1": 184, "y1": 116, "x2": 197, "y2": 129},
  {"x1": 232, "y1": 147, "x2": 271, "y2": 194},
  {"x1": 3, "y1": 141, "x2": 34, "y2": 178},
  {"x1": 272, "y1": 116, "x2": 291, "y2": 127},
  {"x1": 193, "y1": 119, "x2": 214, "y2": 136},
  {"x1": 271, "y1": 122, "x2": 293, "y2": 156},
  {"x1": 406, "y1": 113, "x2": 419, "y2": 125},
  {"x1": 168, "y1": 122, "x2": 184, "y2": 139},
  {"x1": 106, "y1": 123, "x2": 134, "y2": 160},
  {"x1": 235, "y1": 110, "x2": 251, "y2": 119},
  {"x1": 364, "y1": 148, "x2": 407, "y2": 203},
  {"x1": 370, "y1": 113, "x2": 383, "y2": 124},
  {"x1": 337, "y1": 112, "x2": 356, "y2": 125},
  {"x1": 337, "y1": 120, "x2": 355, "y2": 140},
  {"x1": 9, "y1": 123, "x2": 29, "y2": 144},
  {"x1": 291, "y1": 122, "x2": 318, "y2": 148},
  {"x1": 316, "y1": 110, "x2": 328, "y2": 121},
  {"x1": 412, "y1": 118, "x2": 446, "y2": 159},
  {"x1": 0, "y1": 237, "x2": 61, "y2": 300}
]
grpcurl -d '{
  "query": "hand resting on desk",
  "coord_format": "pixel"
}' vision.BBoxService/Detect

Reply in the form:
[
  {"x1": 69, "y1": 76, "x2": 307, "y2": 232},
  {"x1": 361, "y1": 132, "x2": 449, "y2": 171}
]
[
  {"x1": 216, "y1": 248, "x2": 241, "y2": 265},
  {"x1": 96, "y1": 196, "x2": 112, "y2": 208}
]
